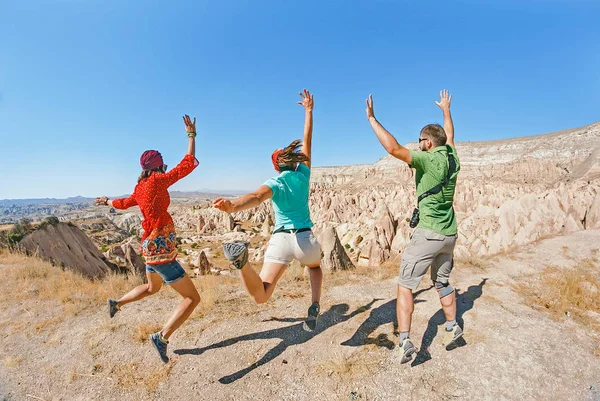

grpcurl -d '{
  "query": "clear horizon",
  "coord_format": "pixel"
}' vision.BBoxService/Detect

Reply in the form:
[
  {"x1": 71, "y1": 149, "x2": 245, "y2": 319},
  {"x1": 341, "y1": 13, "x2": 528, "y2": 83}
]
[{"x1": 2, "y1": 0, "x2": 599, "y2": 199}]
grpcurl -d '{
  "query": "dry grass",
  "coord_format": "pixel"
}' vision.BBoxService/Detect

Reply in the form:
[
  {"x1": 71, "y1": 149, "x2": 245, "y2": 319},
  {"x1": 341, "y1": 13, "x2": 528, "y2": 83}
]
[
  {"x1": 455, "y1": 254, "x2": 487, "y2": 270},
  {"x1": 193, "y1": 274, "x2": 231, "y2": 318},
  {"x1": 133, "y1": 323, "x2": 163, "y2": 343},
  {"x1": 3, "y1": 356, "x2": 24, "y2": 367},
  {"x1": 0, "y1": 250, "x2": 144, "y2": 318},
  {"x1": 143, "y1": 362, "x2": 175, "y2": 392},
  {"x1": 316, "y1": 348, "x2": 380, "y2": 379},
  {"x1": 109, "y1": 361, "x2": 175, "y2": 392},
  {"x1": 326, "y1": 261, "x2": 398, "y2": 288},
  {"x1": 515, "y1": 258, "x2": 600, "y2": 332},
  {"x1": 110, "y1": 362, "x2": 140, "y2": 389},
  {"x1": 4, "y1": 320, "x2": 30, "y2": 336},
  {"x1": 66, "y1": 363, "x2": 112, "y2": 384},
  {"x1": 34, "y1": 316, "x2": 65, "y2": 334}
]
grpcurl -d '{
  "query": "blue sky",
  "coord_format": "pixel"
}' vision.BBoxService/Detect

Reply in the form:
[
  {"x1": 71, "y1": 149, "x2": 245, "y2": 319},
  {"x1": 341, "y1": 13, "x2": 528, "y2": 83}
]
[{"x1": 1, "y1": 0, "x2": 599, "y2": 199}]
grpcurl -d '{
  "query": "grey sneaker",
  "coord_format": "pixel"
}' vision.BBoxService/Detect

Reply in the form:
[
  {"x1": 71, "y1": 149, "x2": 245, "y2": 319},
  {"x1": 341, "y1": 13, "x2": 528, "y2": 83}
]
[
  {"x1": 107, "y1": 299, "x2": 119, "y2": 318},
  {"x1": 223, "y1": 241, "x2": 249, "y2": 269},
  {"x1": 442, "y1": 324, "x2": 463, "y2": 349},
  {"x1": 149, "y1": 332, "x2": 169, "y2": 363},
  {"x1": 303, "y1": 302, "x2": 320, "y2": 332},
  {"x1": 399, "y1": 338, "x2": 417, "y2": 364}
]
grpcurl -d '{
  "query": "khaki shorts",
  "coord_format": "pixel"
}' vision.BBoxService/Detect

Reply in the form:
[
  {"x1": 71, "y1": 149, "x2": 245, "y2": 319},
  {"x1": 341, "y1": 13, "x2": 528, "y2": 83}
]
[
  {"x1": 264, "y1": 230, "x2": 322, "y2": 266},
  {"x1": 398, "y1": 228, "x2": 457, "y2": 290}
]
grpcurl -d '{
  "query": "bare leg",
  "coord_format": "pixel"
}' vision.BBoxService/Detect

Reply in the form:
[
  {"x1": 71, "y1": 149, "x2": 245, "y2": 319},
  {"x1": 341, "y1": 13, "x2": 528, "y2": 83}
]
[
  {"x1": 306, "y1": 263, "x2": 322, "y2": 304},
  {"x1": 438, "y1": 288, "x2": 456, "y2": 322},
  {"x1": 161, "y1": 275, "x2": 200, "y2": 340},
  {"x1": 239, "y1": 261, "x2": 287, "y2": 304},
  {"x1": 396, "y1": 285, "x2": 414, "y2": 333},
  {"x1": 116, "y1": 271, "x2": 162, "y2": 308}
]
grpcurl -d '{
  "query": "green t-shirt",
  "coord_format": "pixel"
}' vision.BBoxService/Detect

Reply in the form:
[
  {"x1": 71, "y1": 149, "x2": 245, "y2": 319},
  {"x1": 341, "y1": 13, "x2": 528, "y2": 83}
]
[{"x1": 409, "y1": 145, "x2": 460, "y2": 236}]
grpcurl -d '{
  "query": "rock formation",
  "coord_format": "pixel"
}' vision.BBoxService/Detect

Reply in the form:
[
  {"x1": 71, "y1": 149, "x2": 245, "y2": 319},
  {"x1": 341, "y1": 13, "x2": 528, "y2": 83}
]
[
  {"x1": 320, "y1": 226, "x2": 355, "y2": 271},
  {"x1": 197, "y1": 251, "x2": 211, "y2": 275},
  {"x1": 19, "y1": 222, "x2": 110, "y2": 279}
]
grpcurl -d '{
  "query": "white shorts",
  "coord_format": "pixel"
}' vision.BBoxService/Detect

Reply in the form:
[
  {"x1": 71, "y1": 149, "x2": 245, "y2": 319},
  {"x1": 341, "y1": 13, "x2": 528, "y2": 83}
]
[{"x1": 264, "y1": 230, "x2": 322, "y2": 266}]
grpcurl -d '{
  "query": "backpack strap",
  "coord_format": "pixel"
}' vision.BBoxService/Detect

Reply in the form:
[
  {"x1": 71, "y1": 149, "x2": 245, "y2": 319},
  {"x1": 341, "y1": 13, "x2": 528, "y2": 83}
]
[{"x1": 417, "y1": 152, "x2": 456, "y2": 204}]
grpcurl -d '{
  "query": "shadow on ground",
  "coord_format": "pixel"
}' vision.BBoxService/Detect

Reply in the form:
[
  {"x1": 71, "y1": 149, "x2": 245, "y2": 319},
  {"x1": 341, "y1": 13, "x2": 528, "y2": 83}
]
[
  {"x1": 411, "y1": 278, "x2": 488, "y2": 366},
  {"x1": 175, "y1": 300, "x2": 379, "y2": 384},
  {"x1": 341, "y1": 285, "x2": 434, "y2": 350}
]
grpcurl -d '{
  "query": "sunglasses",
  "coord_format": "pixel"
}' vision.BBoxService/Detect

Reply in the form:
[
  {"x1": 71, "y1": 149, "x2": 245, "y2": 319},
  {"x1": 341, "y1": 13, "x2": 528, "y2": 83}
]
[{"x1": 418, "y1": 138, "x2": 428, "y2": 143}]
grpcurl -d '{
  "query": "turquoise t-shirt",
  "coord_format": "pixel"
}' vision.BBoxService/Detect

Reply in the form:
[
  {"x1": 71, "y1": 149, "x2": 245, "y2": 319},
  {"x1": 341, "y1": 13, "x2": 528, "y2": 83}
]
[{"x1": 263, "y1": 163, "x2": 314, "y2": 231}]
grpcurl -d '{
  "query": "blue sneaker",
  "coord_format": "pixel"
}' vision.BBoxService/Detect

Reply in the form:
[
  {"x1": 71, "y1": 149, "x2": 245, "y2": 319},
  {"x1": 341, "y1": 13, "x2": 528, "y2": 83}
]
[
  {"x1": 303, "y1": 302, "x2": 320, "y2": 332},
  {"x1": 107, "y1": 299, "x2": 119, "y2": 318},
  {"x1": 149, "y1": 332, "x2": 169, "y2": 363}
]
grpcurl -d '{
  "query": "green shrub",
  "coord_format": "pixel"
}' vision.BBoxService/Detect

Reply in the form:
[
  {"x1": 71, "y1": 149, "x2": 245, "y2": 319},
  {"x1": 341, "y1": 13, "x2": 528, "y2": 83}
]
[
  {"x1": 38, "y1": 216, "x2": 60, "y2": 231},
  {"x1": 4, "y1": 218, "x2": 33, "y2": 245},
  {"x1": 7, "y1": 232, "x2": 24, "y2": 245}
]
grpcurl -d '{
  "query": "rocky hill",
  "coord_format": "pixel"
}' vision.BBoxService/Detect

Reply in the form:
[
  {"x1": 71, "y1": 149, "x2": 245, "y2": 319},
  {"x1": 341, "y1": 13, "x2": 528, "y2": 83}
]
[{"x1": 18, "y1": 221, "x2": 111, "y2": 279}]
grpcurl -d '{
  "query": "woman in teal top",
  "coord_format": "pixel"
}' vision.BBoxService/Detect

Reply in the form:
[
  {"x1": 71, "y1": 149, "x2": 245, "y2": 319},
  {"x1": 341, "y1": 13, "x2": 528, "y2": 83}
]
[{"x1": 214, "y1": 89, "x2": 323, "y2": 331}]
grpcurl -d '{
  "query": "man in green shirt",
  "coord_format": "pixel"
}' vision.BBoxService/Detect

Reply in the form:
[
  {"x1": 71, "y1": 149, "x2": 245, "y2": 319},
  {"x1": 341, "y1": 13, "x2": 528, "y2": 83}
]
[{"x1": 366, "y1": 90, "x2": 461, "y2": 364}]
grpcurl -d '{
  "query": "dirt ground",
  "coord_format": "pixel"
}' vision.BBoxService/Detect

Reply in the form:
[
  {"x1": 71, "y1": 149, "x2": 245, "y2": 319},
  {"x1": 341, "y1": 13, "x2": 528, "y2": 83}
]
[{"x1": 1, "y1": 231, "x2": 599, "y2": 401}]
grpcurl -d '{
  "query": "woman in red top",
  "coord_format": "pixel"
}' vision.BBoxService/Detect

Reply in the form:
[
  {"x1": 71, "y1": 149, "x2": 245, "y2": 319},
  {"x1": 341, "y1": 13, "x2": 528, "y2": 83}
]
[{"x1": 94, "y1": 115, "x2": 200, "y2": 363}]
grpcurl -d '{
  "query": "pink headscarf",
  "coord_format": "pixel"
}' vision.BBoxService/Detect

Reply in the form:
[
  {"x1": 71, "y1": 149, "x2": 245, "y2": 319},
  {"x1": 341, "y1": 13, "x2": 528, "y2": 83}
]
[{"x1": 140, "y1": 150, "x2": 164, "y2": 171}]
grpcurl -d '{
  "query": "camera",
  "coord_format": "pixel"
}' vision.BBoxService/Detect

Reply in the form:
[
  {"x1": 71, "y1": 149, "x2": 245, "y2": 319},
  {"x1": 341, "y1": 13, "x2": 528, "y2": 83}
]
[{"x1": 409, "y1": 208, "x2": 420, "y2": 228}]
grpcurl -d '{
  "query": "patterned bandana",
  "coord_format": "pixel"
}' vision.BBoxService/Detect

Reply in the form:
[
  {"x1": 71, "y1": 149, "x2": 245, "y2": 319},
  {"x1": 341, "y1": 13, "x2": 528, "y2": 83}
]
[{"x1": 271, "y1": 148, "x2": 284, "y2": 172}]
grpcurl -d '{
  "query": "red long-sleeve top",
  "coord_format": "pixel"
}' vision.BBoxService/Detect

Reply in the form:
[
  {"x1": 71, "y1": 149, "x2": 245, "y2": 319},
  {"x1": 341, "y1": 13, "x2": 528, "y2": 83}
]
[{"x1": 112, "y1": 154, "x2": 199, "y2": 265}]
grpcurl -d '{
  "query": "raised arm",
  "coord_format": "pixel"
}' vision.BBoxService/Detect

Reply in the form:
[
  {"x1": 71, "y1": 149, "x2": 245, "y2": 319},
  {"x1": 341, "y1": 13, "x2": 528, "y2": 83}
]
[
  {"x1": 435, "y1": 89, "x2": 455, "y2": 149},
  {"x1": 297, "y1": 89, "x2": 314, "y2": 168},
  {"x1": 213, "y1": 185, "x2": 273, "y2": 214},
  {"x1": 160, "y1": 115, "x2": 200, "y2": 187},
  {"x1": 366, "y1": 94, "x2": 412, "y2": 165},
  {"x1": 183, "y1": 114, "x2": 196, "y2": 157}
]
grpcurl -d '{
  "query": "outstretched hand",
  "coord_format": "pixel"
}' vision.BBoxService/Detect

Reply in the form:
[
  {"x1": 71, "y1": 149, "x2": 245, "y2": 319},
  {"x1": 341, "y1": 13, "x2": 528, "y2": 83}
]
[
  {"x1": 213, "y1": 198, "x2": 234, "y2": 214},
  {"x1": 365, "y1": 94, "x2": 375, "y2": 120},
  {"x1": 435, "y1": 89, "x2": 452, "y2": 111},
  {"x1": 297, "y1": 89, "x2": 314, "y2": 111},
  {"x1": 94, "y1": 196, "x2": 108, "y2": 206},
  {"x1": 183, "y1": 114, "x2": 197, "y2": 134}
]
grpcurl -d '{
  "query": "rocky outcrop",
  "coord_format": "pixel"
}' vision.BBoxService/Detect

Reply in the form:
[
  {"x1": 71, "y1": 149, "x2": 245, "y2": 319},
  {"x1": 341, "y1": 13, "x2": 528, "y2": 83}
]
[
  {"x1": 111, "y1": 213, "x2": 142, "y2": 235},
  {"x1": 197, "y1": 215, "x2": 205, "y2": 235},
  {"x1": 320, "y1": 226, "x2": 354, "y2": 271},
  {"x1": 20, "y1": 222, "x2": 110, "y2": 279},
  {"x1": 197, "y1": 251, "x2": 211, "y2": 275},
  {"x1": 103, "y1": 242, "x2": 145, "y2": 276}
]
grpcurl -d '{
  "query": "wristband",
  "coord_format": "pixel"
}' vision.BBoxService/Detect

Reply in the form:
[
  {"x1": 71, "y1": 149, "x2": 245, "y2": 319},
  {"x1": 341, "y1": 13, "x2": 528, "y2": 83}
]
[{"x1": 187, "y1": 132, "x2": 197, "y2": 138}]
